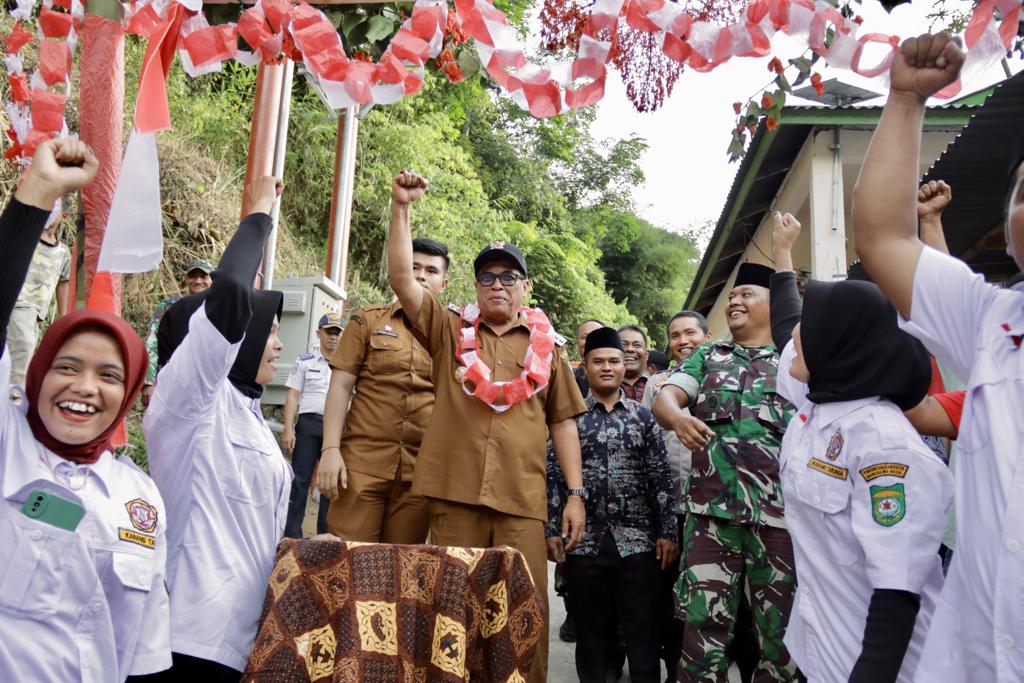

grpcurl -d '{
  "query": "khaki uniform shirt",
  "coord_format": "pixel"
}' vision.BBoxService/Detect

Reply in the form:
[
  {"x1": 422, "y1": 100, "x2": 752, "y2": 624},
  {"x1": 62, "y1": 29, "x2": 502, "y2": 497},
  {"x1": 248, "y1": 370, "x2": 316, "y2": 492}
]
[
  {"x1": 413, "y1": 291, "x2": 586, "y2": 521},
  {"x1": 330, "y1": 301, "x2": 433, "y2": 482}
]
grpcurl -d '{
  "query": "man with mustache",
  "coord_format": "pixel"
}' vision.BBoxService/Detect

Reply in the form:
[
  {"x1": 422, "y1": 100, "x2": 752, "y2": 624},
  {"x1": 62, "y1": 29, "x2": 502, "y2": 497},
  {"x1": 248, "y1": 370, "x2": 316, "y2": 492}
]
[
  {"x1": 653, "y1": 263, "x2": 797, "y2": 682},
  {"x1": 386, "y1": 170, "x2": 587, "y2": 683},
  {"x1": 618, "y1": 324, "x2": 650, "y2": 401}
]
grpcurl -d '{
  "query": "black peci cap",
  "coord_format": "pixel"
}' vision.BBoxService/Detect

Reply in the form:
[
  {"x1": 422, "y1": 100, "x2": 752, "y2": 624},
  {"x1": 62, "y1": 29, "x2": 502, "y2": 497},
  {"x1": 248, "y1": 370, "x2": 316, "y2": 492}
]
[
  {"x1": 473, "y1": 240, "x2": 528, "y2": 276},
  {"x1": 584, "y1": 327, "x2": 624, "y2": 357},
  {"x1": 734, "y1": 262, "x2": 773, "y2": 289}
]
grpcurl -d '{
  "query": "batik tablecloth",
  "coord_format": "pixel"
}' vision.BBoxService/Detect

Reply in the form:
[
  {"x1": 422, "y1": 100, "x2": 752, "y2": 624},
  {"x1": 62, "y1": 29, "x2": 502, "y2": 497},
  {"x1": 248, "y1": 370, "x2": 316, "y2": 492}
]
[{"x1": 242, "y1": 539, "x2": 544, "y2": 682}]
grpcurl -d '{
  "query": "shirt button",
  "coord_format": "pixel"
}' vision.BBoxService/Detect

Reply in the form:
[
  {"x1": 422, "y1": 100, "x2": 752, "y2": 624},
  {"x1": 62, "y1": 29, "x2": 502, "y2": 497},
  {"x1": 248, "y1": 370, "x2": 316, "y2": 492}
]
[
  {"x1": 497, "y1": 360, "x2": 504, "y2": 365},
  {"x1": 488, "y1": 439, "x2": 497, "y2": 446},
  {"x1": 139, "y1": 574, "x2": 148, "y2": 584},
  {"x1": 1007, "y1": 540, "x2": 1021, "y2": 554},
  {"x1": 1001, "y1": 635, "x2": 1016, "y2": 649},
  {"x1": 29, "y1": 530, "x2": 42, "y2": 541}
]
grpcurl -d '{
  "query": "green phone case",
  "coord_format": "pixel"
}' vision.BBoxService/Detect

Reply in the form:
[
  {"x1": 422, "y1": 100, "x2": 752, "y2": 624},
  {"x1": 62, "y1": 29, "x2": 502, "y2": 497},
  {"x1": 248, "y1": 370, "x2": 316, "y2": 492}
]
[{"x1": 20, "y1": 489, "x2": 86, "y2": 532}]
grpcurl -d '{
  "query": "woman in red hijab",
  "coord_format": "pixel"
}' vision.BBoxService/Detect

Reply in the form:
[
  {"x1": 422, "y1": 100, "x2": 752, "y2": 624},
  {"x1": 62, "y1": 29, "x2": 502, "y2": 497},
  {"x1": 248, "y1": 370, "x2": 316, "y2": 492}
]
[{"x1": 0, "y1": 140, "x2": 171, "y2": 681}]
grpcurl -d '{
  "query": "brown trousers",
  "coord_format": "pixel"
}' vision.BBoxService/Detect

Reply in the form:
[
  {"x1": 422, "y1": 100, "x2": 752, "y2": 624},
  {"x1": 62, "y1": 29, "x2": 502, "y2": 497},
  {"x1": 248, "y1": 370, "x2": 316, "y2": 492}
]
[
  {"x1": 428, "y1": 499, "x2": 549, "y2": 683},
  {"x1": 326, "y1": 468, "x2": 430, "y2": 544}
]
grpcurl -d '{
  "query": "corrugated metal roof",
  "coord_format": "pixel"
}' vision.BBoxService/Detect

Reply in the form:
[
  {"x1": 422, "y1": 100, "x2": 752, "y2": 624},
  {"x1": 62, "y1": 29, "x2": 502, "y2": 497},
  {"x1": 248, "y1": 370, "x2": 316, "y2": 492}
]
[
  {"x1": 921, "y1": 71, "x2": 1024, "y2": 281},
  {"x1": 684, "y1": 96, "x2": 986, "y2": 314}
]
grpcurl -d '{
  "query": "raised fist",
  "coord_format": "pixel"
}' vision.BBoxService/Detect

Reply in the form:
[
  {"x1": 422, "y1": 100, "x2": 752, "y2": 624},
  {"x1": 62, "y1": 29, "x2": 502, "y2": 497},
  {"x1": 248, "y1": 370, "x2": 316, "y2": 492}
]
[
  {"x1": 244, "y1": 176, "x2": 283, "y2": 216},
  {"x1": 16, "y1": 138, "x2": 99, "y2": 210},
  {"x1": 772, "y1": 211, "x2": 802, "y2": 253},
  {"x1": 392, "y1": 171, "x2": 428, "y2": 206},
  {"x1": 917, "y1": 180, "x2": 952, "y2": 221},
  {"x1": 890, "y1": 33, "x2": 965, "y2": 104}
]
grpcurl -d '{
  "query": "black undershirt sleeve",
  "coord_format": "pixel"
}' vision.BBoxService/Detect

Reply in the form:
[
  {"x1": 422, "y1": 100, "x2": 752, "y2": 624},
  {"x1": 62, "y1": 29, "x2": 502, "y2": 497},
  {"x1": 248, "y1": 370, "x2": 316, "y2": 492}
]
[
  {"x1": 848, "y1": 589, "x2": 921, "y2": 683},
  {"x1": 204, "y1": 212, "x2": 273, "y2": 343},
  {"x1": 769, "y1": 270, "x2": 802, "y2": 351},
  {"x1": 0, "y1": 198, "x2": 55, "y2": 351}
]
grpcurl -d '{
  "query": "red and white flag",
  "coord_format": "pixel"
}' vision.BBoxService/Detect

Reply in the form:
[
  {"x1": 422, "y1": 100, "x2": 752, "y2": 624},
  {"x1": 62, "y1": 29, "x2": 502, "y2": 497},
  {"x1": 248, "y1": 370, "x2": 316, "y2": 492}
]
[{"x1": 97, "y1": 3, "x2": 183, "y2": 273}]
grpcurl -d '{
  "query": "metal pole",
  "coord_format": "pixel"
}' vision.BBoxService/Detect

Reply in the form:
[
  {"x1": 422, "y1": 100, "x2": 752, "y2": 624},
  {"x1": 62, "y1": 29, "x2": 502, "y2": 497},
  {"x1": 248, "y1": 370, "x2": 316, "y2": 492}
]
[
  {"x1": 262, "y1": 59, "x2": 294, "y2": 290},
  {"x1": 327, "y1": 107, "x2": 358, "y2": 292},
  {"x1": 240, "y1": 63, "x2": 284, "y2": 218},
  {"x1": 337, "y1": 107, "x2": 359, "y2": 291}
]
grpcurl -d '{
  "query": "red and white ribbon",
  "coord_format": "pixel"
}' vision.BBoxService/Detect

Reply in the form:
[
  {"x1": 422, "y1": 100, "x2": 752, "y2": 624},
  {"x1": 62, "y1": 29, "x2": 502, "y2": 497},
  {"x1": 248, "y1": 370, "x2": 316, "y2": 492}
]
[{"x1": 457, "y1": 302, "x2": 556, "y2": 413}]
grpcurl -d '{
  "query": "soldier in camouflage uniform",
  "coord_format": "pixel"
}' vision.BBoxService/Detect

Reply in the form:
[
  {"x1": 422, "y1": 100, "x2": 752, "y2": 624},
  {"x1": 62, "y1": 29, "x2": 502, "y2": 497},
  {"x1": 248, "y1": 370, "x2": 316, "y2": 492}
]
[{"x1": 652, "y1": 262, "x2": 796, "y2": 683}]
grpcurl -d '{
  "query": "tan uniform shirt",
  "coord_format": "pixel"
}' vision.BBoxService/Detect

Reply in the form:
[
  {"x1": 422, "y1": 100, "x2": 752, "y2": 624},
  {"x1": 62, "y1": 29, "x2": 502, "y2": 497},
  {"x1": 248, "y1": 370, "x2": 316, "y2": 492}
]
[
  {"x1": 413, "y1": 291, "x2": 586, "y2": 521},
  {"x1": 329, "y1": 301, "x2": 434, "y2": 482}
]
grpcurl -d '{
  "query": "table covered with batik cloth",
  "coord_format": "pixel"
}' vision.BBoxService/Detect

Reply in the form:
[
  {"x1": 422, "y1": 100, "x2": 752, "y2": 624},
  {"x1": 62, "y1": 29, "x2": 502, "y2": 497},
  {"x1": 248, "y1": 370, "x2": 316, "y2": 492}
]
[{"x1": 242, "y1": 539, "x2": 545, "y2": 682}]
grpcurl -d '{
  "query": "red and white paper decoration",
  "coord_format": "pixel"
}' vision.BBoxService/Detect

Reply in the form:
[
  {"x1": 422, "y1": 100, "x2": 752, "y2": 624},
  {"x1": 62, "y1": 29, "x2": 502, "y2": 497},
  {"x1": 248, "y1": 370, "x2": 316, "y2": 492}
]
[{"x1": 1, "y1": 0, "x2": 1020, "y2": 272}]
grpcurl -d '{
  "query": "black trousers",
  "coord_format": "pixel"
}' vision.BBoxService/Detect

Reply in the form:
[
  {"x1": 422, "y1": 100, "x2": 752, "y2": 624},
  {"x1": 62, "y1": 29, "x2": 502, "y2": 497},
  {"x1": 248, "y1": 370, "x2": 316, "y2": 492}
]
[
  {"x1": 660, "y1": 514, "x2": 686, "y2": 677},
  {"x1": 565, "y1": 534, "x2": 661, "y2": 683},
  {"x1": 126, "y1": 652, "x2": 241, "y2": 682},
  {"x1": 284, "y1": 412, "x2": 328, "y2": 538}
]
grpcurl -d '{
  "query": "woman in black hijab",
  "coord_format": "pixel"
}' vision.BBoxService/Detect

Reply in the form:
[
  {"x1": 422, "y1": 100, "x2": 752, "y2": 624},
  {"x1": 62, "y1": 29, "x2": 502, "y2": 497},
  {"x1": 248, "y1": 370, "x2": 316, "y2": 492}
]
[
  {"x1": 771, "y1": 275, "x2": 953, "y2": 683},
  {"x1": 136, "y1": 177, "x2": 294, "y2": 681}
]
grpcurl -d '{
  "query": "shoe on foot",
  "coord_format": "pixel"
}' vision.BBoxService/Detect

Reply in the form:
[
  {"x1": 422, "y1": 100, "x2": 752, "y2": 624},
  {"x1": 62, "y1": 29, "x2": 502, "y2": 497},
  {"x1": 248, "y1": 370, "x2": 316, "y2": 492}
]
[{"x1": 558, "y1": 617, "x2": 576, "y2": 643}]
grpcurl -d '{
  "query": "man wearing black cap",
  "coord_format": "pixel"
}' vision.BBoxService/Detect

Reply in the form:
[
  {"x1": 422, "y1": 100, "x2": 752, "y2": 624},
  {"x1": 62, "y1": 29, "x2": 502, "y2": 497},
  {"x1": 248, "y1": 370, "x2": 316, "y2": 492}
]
[
  {"x1": 653, "y1": 262, "x2": 797, "y2": 682},
  {"x1": 386, "y1": 171, "x2": 587, "y2": 683},
  {"x1": 547, "y1": 327, "x2": 678, "y2": 683}
]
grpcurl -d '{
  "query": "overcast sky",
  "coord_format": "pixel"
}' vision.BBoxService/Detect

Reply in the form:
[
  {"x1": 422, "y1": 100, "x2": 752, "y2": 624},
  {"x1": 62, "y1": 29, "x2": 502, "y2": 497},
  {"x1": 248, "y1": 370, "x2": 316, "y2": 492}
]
[{"x1": 585, "y1": 0, "x2": 1022, "y2": 236}]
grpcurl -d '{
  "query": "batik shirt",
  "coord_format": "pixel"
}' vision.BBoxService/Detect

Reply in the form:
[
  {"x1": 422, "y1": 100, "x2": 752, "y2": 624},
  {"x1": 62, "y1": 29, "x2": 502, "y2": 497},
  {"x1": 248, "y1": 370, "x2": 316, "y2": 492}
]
[
  {"x1": 664, "y1": 340, "x2": 793, "y2": 528},
  {"x1": 546, "y1": 392, "x2": 678, "y2": 557}
]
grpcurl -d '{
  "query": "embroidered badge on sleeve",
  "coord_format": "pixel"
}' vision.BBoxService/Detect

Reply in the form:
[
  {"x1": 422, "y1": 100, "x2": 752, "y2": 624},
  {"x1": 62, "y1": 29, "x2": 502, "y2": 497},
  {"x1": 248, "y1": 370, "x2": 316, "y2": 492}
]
[
  {"x1": 870, "y1": 484, "x2": 906, "y2": 526},
  {"x1": 859, "y1": 463, "x2": 910, "y2": 482}
]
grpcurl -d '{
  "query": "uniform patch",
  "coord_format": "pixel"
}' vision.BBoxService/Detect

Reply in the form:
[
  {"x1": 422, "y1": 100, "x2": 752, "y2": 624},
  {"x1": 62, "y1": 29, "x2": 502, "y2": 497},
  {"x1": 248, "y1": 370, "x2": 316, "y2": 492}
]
[
  {"x1": 125, "y1": 498, "x2": 158, "y2": 533},
  {"x1": 859, "y1": 463, "x2": 910, "y2": 482},
  {"x1": 119, "y1": 527, "x2": 156, "y2": 549},
  {"x1": 825, "y1": 428, "x2": 843, "y2": 461},
  {"x1": 447, "y1": 302, "x2": 462, "y2": 314},
  {"x1": 350, "y1": 314, "x2": 366, "y2": 326},
  {"x1": 807, "y1": 458, "x2": 849, "y2": 480},
  {"x1": 870, "y1": 484, "x2": 906, "y2": 526}
]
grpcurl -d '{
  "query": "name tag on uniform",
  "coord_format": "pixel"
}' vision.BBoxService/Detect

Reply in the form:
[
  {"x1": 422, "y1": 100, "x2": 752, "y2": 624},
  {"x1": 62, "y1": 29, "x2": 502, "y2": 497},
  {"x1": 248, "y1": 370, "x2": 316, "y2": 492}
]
[
  {"x1": 807, "y1": 458, "x2": 849, "y2": 480},
  {"x1": 119, "y1": 527, "x2": 156, "y2": 549},
  {"x1": 374, "y1": 329, "x2": 399, "y2": 338}
]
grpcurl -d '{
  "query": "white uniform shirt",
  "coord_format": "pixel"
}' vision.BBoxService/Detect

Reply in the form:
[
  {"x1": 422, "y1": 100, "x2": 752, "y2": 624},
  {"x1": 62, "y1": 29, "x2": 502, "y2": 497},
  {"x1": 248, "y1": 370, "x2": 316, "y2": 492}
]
[
  {"x1": 775, "y1": 343, "x2": 952, "y2": 683},
  {"x1": 0, "y1": 350, "x2": 171, "y2": 682},
  {"x1": 144, "y1": 305, "x2": 293, "y2": 672},
  {"x1": 284, "y1": 352, "x2": 332, "y2": 415},
  {"x1": 643, "y1": 368, "x2": 692, "y2": 513},
  {"x1": 897, "y1": 246, "x2": 1024, "y2": 682}
]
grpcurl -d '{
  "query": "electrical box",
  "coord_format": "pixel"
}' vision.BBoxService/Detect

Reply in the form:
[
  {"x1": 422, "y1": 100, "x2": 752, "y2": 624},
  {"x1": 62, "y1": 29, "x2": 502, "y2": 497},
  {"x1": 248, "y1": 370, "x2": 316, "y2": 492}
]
[{"x1": 262, "y1": 276, "x2": 345, "y2": 406}]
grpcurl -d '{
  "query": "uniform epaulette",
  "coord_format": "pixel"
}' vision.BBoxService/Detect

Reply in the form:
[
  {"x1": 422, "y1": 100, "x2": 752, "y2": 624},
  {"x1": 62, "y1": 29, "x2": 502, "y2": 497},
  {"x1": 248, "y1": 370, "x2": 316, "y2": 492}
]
[{"x1": 297, "y1": 352, "x2": 315, "y2": 361}]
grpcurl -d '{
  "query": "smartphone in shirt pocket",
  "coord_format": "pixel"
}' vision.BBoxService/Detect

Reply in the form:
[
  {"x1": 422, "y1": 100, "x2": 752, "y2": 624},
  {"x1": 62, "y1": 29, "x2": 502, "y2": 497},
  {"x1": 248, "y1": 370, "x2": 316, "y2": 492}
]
[{"x1": 20, "y1": 489, "x2": 86, "y2": 532}]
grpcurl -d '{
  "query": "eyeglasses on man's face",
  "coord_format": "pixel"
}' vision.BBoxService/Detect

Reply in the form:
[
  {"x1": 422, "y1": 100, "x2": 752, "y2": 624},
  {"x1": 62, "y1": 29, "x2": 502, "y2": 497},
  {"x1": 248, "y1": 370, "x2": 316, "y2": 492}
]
[{"x1": 475, "y1": 271, "x2": 525, "y2": 287}]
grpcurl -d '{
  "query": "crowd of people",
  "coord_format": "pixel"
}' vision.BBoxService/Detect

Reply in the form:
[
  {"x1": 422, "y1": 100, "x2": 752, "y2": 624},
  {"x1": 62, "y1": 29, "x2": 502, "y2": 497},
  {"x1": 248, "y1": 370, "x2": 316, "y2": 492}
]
[{"x1": 0, "y1": 31, "x2": 1020, "y2": 683}]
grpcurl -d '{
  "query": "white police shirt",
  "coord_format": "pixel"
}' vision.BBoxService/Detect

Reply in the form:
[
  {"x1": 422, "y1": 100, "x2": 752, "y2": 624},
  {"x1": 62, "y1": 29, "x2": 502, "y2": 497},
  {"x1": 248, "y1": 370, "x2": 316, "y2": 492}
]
[
  {"x1": 0, "y1": 349, "x2": 171, "y2": 682},
  {"x1": 897, "y1": 246, "x2": 1024, "y2": 683},
  {"x1": 284, "y1": 352, "x2": 332, "y2": 415},
  {"x1": 775, "y1": 342, "x2": 952, "y2": 683},
  {"x1": 144, "y1": 305, "x2": 292, "y2": 672}
]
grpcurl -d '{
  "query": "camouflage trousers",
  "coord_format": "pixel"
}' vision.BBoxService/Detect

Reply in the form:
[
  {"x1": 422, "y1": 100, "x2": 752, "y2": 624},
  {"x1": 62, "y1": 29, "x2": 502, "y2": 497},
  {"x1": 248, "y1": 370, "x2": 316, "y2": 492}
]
[{"x1": 675, "y1": 514, "x2": 797, "y2": 682}]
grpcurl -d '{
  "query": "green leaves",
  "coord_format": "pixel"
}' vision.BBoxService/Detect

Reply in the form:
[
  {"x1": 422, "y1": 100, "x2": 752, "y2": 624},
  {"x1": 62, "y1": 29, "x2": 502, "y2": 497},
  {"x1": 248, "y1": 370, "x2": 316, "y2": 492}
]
[{"x1": 365, "y1": 14, "x2": 398, "y2": 43}]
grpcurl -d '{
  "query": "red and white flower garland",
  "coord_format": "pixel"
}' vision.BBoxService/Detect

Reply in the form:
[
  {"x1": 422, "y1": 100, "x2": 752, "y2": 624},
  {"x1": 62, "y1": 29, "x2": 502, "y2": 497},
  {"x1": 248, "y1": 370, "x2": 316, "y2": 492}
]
[
  {"x1": 0, "y1": 0, "x2": 1019, "y2": 161},
  {"x1": 457, "y1": 302, "x2": 556, "y2": 413}
]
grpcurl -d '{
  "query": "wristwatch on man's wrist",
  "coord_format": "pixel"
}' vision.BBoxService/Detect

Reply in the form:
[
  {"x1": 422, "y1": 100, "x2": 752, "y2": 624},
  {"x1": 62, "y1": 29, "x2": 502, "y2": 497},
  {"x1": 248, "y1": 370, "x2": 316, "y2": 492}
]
[{"x1": 567, "y1": 487, "x2": 588, "y2": 501}]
